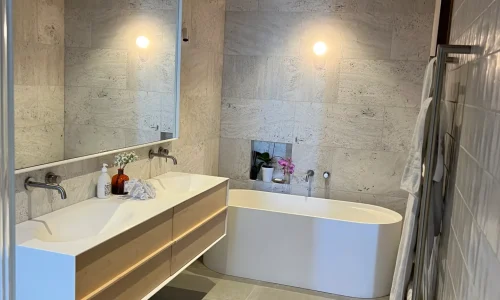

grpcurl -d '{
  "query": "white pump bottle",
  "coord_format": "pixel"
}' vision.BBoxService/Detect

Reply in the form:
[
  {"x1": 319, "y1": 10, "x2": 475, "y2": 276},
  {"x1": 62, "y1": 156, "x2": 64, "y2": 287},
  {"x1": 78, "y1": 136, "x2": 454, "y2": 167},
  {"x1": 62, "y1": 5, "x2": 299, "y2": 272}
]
[{"x1": 97, "y1": 163, "x2": 111, "y2": 199}]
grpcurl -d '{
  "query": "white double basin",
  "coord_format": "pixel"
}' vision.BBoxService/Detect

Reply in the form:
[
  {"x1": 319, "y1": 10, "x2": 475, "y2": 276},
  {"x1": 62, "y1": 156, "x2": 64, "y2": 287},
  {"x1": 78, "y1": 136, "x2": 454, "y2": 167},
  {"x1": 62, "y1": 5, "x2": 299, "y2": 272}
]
[{"x1": 16, "y1": 172, "x2": 229, "y2": 300}]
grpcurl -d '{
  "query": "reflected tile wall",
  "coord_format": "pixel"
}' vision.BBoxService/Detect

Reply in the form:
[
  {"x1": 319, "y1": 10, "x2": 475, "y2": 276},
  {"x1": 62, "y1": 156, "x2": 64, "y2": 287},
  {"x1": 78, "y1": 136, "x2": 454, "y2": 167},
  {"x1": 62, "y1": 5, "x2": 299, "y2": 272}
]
[
  {"x1": 437, "y1": 0, "x2": 500, "y2": 299},
  {"x1": 63, "y1": 0, "x2": 178, "y2": 158},
  {"x1": 14, "y1": 0, "x2": 65, "y2": 169},
  {"x1": 220, "y1": 0, "x2": 434, "y2": 213},
  {"x1": 15, "y1": 0, "x2": 226, "y2": 223}
]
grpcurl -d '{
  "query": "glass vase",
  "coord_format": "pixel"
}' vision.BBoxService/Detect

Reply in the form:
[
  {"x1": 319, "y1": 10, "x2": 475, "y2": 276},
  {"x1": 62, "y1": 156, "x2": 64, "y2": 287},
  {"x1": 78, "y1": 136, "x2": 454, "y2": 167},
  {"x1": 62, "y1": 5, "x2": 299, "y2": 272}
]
[{"x1": 112, "y1": 168, "x2": 129, "y2": 195}]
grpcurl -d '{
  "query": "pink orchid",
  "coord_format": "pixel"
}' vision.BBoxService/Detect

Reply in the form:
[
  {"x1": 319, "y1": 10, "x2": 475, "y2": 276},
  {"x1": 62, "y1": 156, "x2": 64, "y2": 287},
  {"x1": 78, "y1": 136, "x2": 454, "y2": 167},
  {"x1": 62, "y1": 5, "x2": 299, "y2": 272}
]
[{"x1": 278, "y1": 157, "x2": 295, "y2": 175}]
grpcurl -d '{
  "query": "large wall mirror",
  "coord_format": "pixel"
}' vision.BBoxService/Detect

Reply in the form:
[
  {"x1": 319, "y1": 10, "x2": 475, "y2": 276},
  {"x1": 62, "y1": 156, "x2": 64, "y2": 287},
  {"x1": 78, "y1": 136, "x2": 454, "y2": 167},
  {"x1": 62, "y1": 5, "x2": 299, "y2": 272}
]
[{"x1": 14, "y1": 0, "x2": 181, "y2": 171}]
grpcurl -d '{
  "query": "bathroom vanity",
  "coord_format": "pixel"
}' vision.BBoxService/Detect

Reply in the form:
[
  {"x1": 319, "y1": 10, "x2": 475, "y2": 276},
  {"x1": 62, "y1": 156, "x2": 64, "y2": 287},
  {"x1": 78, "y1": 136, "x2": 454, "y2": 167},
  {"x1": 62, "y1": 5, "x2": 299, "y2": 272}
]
[{"x1": 16, "y1": 173, "x2": 228, "y2": 300}]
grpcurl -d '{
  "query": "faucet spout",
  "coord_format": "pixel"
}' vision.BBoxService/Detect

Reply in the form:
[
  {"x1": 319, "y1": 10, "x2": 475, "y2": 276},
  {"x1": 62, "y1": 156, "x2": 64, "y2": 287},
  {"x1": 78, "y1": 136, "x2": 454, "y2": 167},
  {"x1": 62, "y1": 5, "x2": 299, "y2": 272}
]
[
  {"x1": 149, "y1": 147, "x2": 178, "y2": 165},
  {"x1": 165, "y1": 155, "x2": 178, "y2": 165},
  {"x1": 25, "y1": 177, "x2": 67, "y2": 200}
]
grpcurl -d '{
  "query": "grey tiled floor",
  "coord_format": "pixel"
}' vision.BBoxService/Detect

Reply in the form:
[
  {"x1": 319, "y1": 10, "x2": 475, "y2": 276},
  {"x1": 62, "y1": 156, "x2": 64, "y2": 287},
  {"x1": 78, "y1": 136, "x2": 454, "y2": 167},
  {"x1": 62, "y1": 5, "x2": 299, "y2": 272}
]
[{"x1": 159, "y1": 260, "x2": 389, "y2": 300}]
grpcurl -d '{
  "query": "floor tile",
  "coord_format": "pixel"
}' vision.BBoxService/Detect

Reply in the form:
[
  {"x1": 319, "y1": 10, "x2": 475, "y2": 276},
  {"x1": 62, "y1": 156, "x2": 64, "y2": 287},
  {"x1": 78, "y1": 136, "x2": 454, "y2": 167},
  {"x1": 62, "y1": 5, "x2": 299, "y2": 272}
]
[
  {"x1": 167, "y1": 273, "x2": 218, "y2": 293},
  {"x1": 163, "y1": 260, "x2": 390, "y2": 300},
  {"x1": 246, "y1": 286, "x2": 317, "y2": 300},
  {"x1": 202, "y1": 279, "x2": 256, "y2": 300},
  {"x1": 151, "y1": 286, "x2": 206, "y2": 300}
]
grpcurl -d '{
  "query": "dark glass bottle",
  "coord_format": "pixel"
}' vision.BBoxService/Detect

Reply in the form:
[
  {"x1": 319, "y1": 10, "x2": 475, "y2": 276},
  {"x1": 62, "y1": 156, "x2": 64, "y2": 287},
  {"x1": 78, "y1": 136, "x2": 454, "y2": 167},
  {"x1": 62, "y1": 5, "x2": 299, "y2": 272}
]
[{"x1": 111, "y1": 169, "x2": 129, "y2": 195}]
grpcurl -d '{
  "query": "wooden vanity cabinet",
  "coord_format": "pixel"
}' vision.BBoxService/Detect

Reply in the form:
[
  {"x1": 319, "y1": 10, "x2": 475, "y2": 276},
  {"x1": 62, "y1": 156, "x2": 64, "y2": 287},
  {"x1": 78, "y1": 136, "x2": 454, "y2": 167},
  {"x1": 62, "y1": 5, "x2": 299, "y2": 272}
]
[{"x1": 78, "y1": 182, "x2": 228, "y2": 300}]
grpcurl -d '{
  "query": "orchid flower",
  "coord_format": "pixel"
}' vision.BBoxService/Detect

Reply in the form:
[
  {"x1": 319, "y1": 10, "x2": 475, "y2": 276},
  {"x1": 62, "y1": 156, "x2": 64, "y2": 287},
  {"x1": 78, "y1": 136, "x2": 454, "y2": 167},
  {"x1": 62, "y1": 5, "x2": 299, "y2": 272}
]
[{"x1": 277, "y1": 157, "x2": 295, "y2": 175}]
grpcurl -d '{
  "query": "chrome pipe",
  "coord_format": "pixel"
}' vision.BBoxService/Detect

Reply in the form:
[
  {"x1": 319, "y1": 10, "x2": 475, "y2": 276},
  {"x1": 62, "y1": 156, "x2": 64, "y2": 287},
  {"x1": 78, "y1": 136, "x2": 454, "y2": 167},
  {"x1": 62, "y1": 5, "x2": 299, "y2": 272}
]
[{"x1": 0, "y1": 0, "x2": 15, "y2": 297}]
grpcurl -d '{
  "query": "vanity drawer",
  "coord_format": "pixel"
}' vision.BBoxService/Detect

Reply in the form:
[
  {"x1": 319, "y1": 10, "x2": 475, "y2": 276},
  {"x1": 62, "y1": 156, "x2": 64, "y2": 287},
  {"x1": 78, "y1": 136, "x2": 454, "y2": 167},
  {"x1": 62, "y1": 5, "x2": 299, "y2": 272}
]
[
  {"x1": 89, "y1": 246, "x2": 172, "y2": 300},
  {"x1": 172, "y1": 182, "x2": 227, "y2": 239},
  {"x1": 171, "y1": 210, "x2": 227, "y2": 274},
  {"x1": 76, "y1": 209, "x2": 173, "y2": 300}
]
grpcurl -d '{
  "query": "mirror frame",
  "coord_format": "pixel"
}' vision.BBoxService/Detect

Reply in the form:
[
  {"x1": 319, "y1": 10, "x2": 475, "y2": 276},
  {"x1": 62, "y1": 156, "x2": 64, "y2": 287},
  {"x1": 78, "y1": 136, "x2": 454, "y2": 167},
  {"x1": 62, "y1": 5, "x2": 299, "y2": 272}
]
[{"x1": 15, "y1": 0, "x2": 183, "y2": 175}]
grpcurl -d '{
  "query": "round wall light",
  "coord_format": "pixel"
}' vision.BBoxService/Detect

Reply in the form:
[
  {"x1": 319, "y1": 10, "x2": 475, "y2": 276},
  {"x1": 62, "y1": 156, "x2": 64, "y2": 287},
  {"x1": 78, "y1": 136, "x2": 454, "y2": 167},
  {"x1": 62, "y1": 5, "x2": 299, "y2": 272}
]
[
  {"x1": 136, "y1": 36, "x2": 150, "y2": 49},
  {"x1": 313, "y1": 41, "x2": 327, "y2": 56}
]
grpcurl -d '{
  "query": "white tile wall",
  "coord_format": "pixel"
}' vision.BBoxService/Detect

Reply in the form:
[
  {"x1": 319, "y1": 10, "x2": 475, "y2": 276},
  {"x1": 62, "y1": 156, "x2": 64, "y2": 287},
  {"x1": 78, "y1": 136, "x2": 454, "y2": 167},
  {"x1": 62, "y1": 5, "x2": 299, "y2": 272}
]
[{"x1": 438, "y1": 0, "x2": 500, "y2": 298}]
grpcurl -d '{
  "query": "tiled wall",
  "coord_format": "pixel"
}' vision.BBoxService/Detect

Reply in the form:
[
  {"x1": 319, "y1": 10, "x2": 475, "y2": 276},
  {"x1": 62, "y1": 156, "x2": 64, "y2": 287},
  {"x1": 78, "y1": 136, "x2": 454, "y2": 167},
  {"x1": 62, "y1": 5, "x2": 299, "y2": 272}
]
[
  {"x1": 436, "y1": 0, "x2": 500, "y2": 299},
  {"x1": 63, "y1": 0, "x2": 178, "y2": 159},
  {"x1": 14, "y1": 0, "x2": 65, "y2": 169},
  {"x1": 14, "y1": 0, "x2": 225, "y2": 224},
  {"x1": 219, "y1": 0, "x2": 435, "y2": 215}
]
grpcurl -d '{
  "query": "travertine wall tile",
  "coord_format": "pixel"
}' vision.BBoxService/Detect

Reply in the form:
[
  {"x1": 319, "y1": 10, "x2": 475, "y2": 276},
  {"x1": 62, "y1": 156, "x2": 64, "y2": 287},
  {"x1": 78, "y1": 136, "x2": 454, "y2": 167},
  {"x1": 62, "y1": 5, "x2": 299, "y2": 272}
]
[
  {"x1": 15, "y1": 85, "x2": 64, "y2": 128},
  {"x1": 339, "y1": 59, "x2": 426, "y2": 107},
  {"x1": 258, "y1": 0, "x2": 333, "y2": 12},
  {"x1": 291, "y1": 144, "x2": 334, "y2": 189},
  {"x1": 64, "y1": 124, "x2": 126, "y2": 158},
  {"x1": 14, "y1": 0, "x2": 65, "y2": 168},
  {"x1": 65, "y1": 48, "x2": 128, "y2": 88},
  {"x1": 65, "y1": 9, "x2": 91, "y2": 48},
  {"x1": 34, "y1": 44, "x2": 64, "y2": 86},
  {"x1": 334, "y1": 0, "x2": 394, "y2": 13},
  {"x1": 219, "y1": 138, "x2": 251, "y2": 180},
  {"x1": 382, "y1": 107, "x2": 420, "y2": 152},
  {"x1": 294, "y1": 102, "x2": 384, "y2": 150},
  {"x1": 330, "y1": 148, "x2": 407, "y2": 197},
  {"x1": 391, "y1": 13, "x2": 434, "y2": 61},
  {"x1": 191, "y1": 0, "x2": 226, "y2": 52},
  {"x1": 224, "y1": 12, "x2": 302, "y2": 56},
  {"x1": 219, "y1": 0, "x2": 432, "y2": 209},
  {"x1": 338, "y1": 12, "x2": 393, "y2": 59},
  {"x1": 128, "y1": 0, "x2": 177, "y2": 10},
  {"x1": 226, "y1": 0, "x2": 258, "y2": 11},
  {"x1": 15, "y1": 125, "x2": 65, "y2": 169},
  {"x1": 394, "y1": 0, "x2": 436, "y2": 14},
  {"x1": 37, "y1": 0, "x2": 64, "y2": 45},
  {"x1": 221, "y1": 98, "x2": 295, "y2": 143},
  {"x1": 63, "y1": 4, "x2": 177, "y2": 157}
]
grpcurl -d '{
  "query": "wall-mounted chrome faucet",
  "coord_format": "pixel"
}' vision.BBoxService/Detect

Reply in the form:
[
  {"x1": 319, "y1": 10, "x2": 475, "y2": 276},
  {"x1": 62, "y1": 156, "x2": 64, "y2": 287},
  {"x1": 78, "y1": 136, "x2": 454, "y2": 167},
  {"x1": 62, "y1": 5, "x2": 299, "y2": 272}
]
[
  {"x1": 305, "y1": 170, "x2": 315, "y2": 182},
  {"x1": 149, "y1": 147, "x2": 178, "y2": 165},
  {"x1": 25, "y1": 172, "x2": 67, "y2": 200}
]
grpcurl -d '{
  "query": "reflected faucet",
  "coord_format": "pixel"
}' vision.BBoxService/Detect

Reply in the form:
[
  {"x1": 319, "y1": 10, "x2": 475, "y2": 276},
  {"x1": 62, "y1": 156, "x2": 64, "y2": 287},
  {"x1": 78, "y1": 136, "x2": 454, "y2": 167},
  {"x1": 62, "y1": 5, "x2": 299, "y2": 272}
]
[
  {"x1": 25, "y1": 172, "x2": 67, "y2": 200},
  {"x1": 149, "y1": 147, "x2": 178, "y2": 165},
  {"x1": 305, "y1": 170, "x2": 315, "y2": 182}
]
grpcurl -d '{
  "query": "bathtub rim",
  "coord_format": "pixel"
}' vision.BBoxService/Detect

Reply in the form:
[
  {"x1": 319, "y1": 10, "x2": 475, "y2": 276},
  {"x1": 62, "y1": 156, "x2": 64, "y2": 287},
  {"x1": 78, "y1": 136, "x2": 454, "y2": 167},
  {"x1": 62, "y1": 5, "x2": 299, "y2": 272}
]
[{"x1": 228, "y1": 189, "x2": 403, "y2": 226}]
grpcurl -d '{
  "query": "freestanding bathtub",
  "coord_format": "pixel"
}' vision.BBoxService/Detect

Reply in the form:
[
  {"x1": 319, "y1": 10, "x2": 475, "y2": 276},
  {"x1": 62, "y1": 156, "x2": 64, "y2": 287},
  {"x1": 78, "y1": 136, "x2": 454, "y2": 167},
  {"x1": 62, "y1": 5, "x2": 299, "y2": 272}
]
[{"x1": 204, "y1": 189, "x2": 403, "y2": 298}]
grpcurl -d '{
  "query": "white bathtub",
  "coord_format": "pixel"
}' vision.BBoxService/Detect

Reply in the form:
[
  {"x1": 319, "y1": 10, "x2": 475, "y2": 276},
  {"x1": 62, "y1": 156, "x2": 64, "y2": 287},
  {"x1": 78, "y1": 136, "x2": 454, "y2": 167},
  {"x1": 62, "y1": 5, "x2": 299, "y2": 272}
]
[{"x1": 204, "y1": 189, "x2": 403, "y2": 298}]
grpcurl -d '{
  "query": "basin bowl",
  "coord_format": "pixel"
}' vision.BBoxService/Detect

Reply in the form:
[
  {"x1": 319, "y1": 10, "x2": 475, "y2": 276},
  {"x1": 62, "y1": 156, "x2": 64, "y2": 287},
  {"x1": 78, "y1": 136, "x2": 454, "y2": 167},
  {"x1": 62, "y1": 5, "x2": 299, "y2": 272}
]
[{"x1": 34, "y1": 200, "x2": 124, "y2": 242}]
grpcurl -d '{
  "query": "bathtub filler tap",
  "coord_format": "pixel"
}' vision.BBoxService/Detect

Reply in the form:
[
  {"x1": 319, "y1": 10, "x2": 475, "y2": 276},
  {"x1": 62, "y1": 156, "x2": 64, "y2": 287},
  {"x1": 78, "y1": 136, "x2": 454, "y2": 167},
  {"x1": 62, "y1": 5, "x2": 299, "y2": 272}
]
[{"x1": 305, "y1": 170, "x2": 315, "y2": 182}]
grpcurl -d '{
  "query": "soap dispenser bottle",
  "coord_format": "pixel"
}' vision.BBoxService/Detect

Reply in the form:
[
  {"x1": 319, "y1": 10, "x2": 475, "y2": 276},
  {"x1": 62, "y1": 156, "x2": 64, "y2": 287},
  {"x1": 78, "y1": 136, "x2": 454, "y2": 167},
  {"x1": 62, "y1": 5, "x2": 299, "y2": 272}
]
[{"x1": 97, "y1": 163, "x2": 111, "y2": 199}]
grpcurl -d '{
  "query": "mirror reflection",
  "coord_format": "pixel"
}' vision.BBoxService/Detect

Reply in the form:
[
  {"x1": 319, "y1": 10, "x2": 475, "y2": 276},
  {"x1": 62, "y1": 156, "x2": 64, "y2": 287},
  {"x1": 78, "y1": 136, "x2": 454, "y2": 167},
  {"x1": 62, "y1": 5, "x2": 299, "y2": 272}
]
[{"x1": 14, "y1": 0, "x2": 179, "y2": 170}]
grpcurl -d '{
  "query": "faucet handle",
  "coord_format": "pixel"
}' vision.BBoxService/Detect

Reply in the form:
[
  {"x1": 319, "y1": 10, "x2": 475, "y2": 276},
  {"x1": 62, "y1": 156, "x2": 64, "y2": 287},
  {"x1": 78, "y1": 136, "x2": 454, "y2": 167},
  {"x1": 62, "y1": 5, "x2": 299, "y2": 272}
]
[
  {"x1": 158, "y1": 147, "x2": 169, "y2": 155},
  {"x1": 45, "y1": 172, "x2": 62, "y2": 185}
]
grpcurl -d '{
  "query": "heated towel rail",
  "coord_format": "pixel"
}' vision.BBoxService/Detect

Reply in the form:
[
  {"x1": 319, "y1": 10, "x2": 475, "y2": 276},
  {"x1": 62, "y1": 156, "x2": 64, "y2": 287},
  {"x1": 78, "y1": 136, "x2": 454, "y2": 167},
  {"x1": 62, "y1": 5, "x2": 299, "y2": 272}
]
[{"x1": 413, "y1": 45, "x2": 473, "y2": 300}]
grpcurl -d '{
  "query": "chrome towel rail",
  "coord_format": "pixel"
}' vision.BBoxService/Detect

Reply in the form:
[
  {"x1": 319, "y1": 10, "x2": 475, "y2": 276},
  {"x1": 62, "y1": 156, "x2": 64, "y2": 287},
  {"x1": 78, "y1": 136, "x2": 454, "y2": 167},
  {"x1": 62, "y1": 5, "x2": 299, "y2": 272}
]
[{"x1": 413, "y1": 45, "x2": 473, "y2": 300}]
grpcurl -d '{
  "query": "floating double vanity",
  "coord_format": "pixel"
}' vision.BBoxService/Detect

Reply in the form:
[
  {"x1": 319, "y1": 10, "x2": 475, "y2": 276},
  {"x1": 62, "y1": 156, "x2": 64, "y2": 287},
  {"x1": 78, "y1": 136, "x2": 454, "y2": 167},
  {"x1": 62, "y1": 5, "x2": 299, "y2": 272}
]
[{"x1": 16, "y1": 173, "x2": 228, "y2": 300}]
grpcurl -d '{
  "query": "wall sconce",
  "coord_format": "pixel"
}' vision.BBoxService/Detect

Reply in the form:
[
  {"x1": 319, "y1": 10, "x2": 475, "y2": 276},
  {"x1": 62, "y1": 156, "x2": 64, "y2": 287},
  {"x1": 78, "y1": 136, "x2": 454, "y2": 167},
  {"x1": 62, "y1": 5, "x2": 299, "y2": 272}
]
[
  {"x1": 136, "y1": 36, "x2": 150, "y2": 49},
  {"x1": 313, "y1": 42, "x2": 327, "y2": 56}
]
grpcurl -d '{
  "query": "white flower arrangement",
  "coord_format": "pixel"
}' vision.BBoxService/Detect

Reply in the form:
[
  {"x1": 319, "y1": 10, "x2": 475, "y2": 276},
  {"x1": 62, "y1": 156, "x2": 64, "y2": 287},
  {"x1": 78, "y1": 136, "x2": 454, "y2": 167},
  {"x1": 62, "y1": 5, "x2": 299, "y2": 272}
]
[{"x1": 114, "y1": 151, "x2": 139, "y2": 170}]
